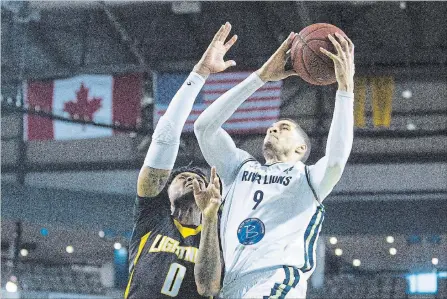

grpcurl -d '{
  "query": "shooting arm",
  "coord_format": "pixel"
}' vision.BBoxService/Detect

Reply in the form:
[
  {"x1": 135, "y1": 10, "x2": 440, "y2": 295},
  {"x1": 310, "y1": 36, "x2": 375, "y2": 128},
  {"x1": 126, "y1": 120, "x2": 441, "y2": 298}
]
[
  {"x1": 194, "y1": 73, "x2": 264, "y2": 184},
  {"x1": 309, "y1": 90, "x2": 354, "y2": 200}
]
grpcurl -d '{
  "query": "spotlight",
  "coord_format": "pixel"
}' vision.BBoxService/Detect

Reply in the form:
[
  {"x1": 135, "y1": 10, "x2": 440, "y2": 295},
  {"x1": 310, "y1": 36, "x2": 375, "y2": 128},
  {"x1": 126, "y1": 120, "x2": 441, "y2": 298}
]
[
  {"x1": 20, "y1": 248, "x2": 29, "y2": 257},
  {"x1": 329, "y1": 237, "x2": 338, "y2": 245},
  {"x1": 6, "y1": 281, "x2": 18, "y2": 293},
  {"x1": 386, "y1": 236, "x2": 395, "y2": 243}
]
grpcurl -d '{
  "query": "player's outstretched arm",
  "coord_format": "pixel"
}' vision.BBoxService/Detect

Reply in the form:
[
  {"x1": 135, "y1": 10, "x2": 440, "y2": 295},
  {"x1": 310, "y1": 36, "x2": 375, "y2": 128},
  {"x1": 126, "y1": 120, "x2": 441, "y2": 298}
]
[
  {"x1": 137, "y1": 24, "x2": 237, "y2": 198},
  {"x1": 194, "y1": 27, "x2": 298, "y2": 185},
  {"x1": 309, "y1": 33, "x2": 355, "y2": 200},
  {"x1": 193, "y1": 167, "x2": 222, "y2": 296}
]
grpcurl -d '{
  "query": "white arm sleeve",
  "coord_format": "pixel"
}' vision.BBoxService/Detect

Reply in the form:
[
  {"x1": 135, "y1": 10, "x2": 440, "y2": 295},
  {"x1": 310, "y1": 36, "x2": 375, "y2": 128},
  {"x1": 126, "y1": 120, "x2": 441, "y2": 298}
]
[
  {"x1": 309, "y1": 90, "x2": 354, "y2": 200},
  {"x1": 144, "y1": 72, "x2": 205, "y2": 170},
  {"x1": 194, "y1": 73, "x2": 265, "y2": 185}
]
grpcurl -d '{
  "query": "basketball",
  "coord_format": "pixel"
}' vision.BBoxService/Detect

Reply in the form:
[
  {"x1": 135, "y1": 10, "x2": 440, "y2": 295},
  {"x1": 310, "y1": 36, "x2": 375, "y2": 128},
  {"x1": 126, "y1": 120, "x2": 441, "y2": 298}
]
[{"x1": 291, "y1": 23, "x2": 348, "y2": 85}]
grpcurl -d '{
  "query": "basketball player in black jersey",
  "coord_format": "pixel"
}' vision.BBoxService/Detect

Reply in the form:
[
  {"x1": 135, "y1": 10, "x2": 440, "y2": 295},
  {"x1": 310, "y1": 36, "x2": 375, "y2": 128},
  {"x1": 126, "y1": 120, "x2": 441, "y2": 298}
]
[{"x1": 124, "y1": 24, "x2": 237, "y2": 299}]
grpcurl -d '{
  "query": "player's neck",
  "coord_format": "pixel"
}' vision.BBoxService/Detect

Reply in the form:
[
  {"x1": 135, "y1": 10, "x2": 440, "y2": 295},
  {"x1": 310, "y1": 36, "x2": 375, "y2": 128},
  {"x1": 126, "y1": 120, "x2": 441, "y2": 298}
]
[
  {"x1": 264, "y1": 152, "x2": 299, "y2": 165},
  {"x1": 172, "y1": 206, "x2": 201, "y2": 226}
]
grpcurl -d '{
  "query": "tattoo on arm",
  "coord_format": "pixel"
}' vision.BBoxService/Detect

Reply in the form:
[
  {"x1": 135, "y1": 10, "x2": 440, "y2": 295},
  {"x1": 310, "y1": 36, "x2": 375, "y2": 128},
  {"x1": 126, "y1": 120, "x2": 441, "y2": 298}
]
[{"x1": 137, "y1": 167, "x2": 171, "y2": 198}]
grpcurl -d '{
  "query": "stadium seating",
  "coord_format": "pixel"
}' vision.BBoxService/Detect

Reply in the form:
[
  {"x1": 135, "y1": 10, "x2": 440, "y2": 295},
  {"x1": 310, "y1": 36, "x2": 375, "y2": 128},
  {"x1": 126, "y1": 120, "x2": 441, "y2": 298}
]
[{"x1": 3, "y1": 262, "x2": 107, "y2": 295}]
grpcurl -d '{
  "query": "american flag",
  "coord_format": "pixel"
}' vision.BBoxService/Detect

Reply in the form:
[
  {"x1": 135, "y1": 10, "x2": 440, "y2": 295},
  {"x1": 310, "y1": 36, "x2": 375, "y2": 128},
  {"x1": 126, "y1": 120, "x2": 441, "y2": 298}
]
[{"x1": 153, "y1": 71, "x2": 282, "y2": 134}]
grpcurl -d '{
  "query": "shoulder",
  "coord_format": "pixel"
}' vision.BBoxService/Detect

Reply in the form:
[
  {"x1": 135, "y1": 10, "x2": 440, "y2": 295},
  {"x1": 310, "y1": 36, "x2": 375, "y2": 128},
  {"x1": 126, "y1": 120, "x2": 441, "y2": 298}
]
[
  {"x1": 134, "y1": 190, "x2": 171, "y2": 221},
  {"x1": 238, "y1": 157, "x2": 259, "y2": 170}
]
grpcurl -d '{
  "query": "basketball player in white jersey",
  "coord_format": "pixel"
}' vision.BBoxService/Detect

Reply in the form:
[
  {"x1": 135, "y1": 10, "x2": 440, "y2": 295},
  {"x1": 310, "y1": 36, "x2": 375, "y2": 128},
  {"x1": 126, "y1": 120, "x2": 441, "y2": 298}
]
[{"x1": 193, "y1": 22, "x2": 354, "y2": 298}]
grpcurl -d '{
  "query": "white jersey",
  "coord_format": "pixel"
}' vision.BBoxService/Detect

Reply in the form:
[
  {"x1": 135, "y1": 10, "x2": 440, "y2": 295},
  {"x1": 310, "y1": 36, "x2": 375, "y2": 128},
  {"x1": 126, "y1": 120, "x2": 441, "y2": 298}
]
[{"x1": 219, "y1": 158, "x2": 325, "y2": 293}]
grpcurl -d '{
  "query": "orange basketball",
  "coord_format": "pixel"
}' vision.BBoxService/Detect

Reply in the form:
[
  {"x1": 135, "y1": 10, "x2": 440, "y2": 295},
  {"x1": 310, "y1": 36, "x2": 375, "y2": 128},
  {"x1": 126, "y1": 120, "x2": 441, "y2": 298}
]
[{"x1": 291, "y1": 23, "x2": 348, "y2": 85}]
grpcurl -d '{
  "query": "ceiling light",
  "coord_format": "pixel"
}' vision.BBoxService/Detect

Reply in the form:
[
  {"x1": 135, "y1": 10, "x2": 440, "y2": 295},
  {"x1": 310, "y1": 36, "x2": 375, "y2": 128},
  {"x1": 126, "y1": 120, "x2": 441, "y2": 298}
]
[
  {"x1": 432, "y1": 258, "x2": 439, "y2": 265},
  {"x1": 386, "y1": 236, "x2": 394, "y2": 243},
  {"x1": 114, "y1": 242, "x2": 122, "y2": 250},
  {"x1": 66, "y1": 246, "x2": 74, "y2": 253},
  {"x1": 98, "y1": 230, "x2": 105, "y2": 238},
  {"x1": 20, "y1": 249, "x2": 29, "y2": 257},
  {"x1": 389, "y1": 248, "x2": 397, "y2": 255},
  {"x1": 329, "y1": 237, "x2": 338, "y2": 245},
  {"x1": 335, "y1": 248, "x2": 343, "y2": 256},
  {"x1": 353, "y1": 259, "x2": 361, "y2": 267}
]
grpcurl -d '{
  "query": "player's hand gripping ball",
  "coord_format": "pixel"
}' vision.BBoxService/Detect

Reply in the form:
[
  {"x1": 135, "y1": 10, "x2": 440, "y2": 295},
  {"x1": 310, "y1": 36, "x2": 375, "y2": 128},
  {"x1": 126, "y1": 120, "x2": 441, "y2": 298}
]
[{"x1": 291, "y1": 23, "x2": 349, "y2": 85}]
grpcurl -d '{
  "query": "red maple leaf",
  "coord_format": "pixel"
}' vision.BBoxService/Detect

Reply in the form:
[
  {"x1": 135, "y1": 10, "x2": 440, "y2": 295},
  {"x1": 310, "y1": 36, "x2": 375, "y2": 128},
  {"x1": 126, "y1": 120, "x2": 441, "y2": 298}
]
[{"x1": 64, "y1": 83, "x2": 102, "y2": 121}]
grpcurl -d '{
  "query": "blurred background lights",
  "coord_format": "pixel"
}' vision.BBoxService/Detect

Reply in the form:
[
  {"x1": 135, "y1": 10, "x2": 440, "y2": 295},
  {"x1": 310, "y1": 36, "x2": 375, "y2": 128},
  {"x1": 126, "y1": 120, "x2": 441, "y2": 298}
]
[
  {"x1": 389, "y1": 248, "x2": 397, "y2": 255},
  {"x1": 406, "y1": 122, "x2": 417, "y2": 131},
  {"x1": 386, "y1": 236, "x2": 395, "y2": 243},
  {"x1": 114, "y1": 242, "x2": 122, "y2": 250},
  {"x1": 353, "y1": 259, "x2": 361, "y2": 267},
  {"x1": 66, "y1": 245, "x2": 74, "y2": 253},
  {"x1": 20, "y1": 248, "x2": 29, "y2": 257},
  {"x1": 40, "y1": 228, "x2": 49, "y2": 236},
  {"x1": 432, "y1": 258, "x2": 439, "y2": 265},
  {"x1": 6, "y1": 281, "x2": 18, "y2": 293},
  {"x1": 402, "y1": 89, "x2": 412, "y2": 98},
  {"x1": 98, "y1": 230, "x2": 105, "y2": 238},
  {"x1": 117, "y1": 247, "x2": 128, "y2": 256},
  {"x1": 408, "y1": 273, "x2": 437, "y2": 294},
  {"x1": 329, "y1": 237, "x2": 338, "y2": 245},
  {"x1": 335, "y1": 248, "x2": 343, "y2": 256}
]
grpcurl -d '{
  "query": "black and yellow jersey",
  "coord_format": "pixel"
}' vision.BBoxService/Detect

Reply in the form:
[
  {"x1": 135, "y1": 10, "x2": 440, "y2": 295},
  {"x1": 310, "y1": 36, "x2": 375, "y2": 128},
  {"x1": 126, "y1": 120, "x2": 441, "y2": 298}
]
[{"x1": 125, "y1": 191, "x2": 208, "y2": 299}]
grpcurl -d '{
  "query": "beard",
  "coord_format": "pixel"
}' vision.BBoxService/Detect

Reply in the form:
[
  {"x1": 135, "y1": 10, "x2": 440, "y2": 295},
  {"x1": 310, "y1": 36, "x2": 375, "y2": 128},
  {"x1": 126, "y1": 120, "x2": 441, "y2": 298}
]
[
  {"x1": 172, "y1": 190, "x2": 196, "y2": 209},
  {"x1": 263, "y1": 140, "x2": 278, "y2": 157}
]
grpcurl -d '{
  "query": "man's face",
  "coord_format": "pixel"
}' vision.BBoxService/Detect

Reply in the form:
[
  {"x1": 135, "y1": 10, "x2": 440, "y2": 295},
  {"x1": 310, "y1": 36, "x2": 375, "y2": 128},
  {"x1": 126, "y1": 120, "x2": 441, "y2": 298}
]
[
  {"x1": 263, "y1": 120, "x2": 304, "y2": 157},
  {"x1": 167, "y1": 172, "x2": 206, "y2": 206}
]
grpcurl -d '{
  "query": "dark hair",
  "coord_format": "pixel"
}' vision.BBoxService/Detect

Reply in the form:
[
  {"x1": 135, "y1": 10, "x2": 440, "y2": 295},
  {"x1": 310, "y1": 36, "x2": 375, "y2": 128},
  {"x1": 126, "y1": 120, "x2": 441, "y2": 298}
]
[
  {"x1": 166, "y1": 165, "x2": 208, "y2": 188},
  {"x1": 165, "y1": 164, "x2": 224, "y2": 196},
  {"x1": 278, "y1": 118, "x2": 311, "y2": 163}
]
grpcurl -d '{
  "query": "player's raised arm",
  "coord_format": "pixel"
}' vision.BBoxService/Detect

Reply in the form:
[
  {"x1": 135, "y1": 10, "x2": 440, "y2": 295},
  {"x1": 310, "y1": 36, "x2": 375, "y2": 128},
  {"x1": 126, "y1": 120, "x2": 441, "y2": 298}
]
[
  {"x1": 192, "y1": 166, "x2": 222, "y2": 296},
  {"x1": 194, "y1": 25, "x2": 299, "y2": 184},
  {"x1": 309, "y1": 33, "x2": 355, "y2": 200},
  {"x1": 137, "y1": 24, "x2": 237, "y2": 198}
]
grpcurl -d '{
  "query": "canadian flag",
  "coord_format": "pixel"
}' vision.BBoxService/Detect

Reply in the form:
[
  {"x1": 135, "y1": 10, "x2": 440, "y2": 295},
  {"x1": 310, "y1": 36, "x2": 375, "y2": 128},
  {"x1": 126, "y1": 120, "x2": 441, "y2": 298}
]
[{"x1": 25, "y1": 73, "x2": 142, "y2": 140}]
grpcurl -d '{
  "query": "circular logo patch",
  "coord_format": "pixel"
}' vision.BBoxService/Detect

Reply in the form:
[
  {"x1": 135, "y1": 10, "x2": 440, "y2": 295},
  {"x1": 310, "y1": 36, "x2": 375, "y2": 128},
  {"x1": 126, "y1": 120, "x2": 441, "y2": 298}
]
[{"x1": 237, "y1": 218, "x2": 265, "y2": 245}]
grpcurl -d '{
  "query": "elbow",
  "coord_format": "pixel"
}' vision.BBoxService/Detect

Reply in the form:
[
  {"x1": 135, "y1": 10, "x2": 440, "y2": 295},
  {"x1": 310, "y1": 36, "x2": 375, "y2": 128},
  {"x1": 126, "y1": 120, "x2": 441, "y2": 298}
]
[
  {"x1": 193, "y1": 118, "x2": 206, "y2": 137},
  {"x1": 196, "y1": 285, "x2": 220, "y2": 297},
  {"x1": 195, "y1": 278, "x2": 220, "y2": 296},
  {"x1": 325, "y1": 163, "x2": 345, "y2": 182}
]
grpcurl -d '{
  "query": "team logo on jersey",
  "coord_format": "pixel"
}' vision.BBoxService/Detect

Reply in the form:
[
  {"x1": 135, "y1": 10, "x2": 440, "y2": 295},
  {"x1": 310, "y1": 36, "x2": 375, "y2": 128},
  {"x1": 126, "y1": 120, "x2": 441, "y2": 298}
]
[
  {"x1": 237, "y1": 218, "x2": 265, "y2": 245},
  {"x1": 283, "y1": 166, "x2": 294, "y2": 174}
]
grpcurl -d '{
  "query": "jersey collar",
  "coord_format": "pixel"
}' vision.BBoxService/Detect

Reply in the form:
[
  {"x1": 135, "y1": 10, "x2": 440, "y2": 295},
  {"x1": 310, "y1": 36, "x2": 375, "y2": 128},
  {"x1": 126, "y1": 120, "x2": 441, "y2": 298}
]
[{"x1": 173, "y1": 218, "x2": 202, "y2": 238}]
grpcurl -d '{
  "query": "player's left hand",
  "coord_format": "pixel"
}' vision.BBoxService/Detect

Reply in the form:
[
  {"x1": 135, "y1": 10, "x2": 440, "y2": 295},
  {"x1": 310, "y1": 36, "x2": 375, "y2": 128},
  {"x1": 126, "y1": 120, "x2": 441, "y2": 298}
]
[
  {"x1": 320, "y1": 33, "x2": 355, "y2": 93},
  {"x1": 193, "y1": 22, "x2": 238, "y2": 79},
  {"x1": 193, "y1": 166, "x2": 222, "y2": 219}
]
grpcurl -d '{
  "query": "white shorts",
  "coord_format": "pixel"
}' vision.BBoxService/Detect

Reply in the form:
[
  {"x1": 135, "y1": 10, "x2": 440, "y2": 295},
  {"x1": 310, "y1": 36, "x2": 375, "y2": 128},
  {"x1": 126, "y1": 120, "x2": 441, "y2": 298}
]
[{"x1": 219, "y1": 266, "x2": 307, "y2": 299}]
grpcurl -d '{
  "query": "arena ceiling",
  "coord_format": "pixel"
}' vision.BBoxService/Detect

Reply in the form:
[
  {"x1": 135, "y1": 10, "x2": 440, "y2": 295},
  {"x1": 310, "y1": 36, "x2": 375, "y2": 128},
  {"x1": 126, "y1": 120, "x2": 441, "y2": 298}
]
[{"x1": 1, "y1": 1, "x2": 446, "y2": 83}]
